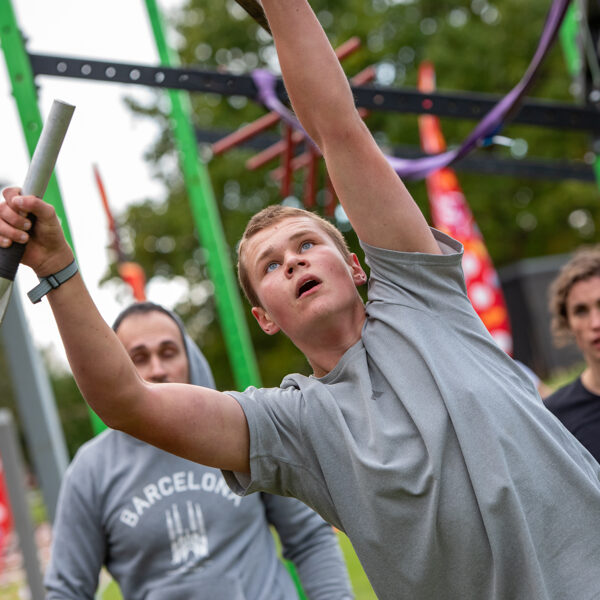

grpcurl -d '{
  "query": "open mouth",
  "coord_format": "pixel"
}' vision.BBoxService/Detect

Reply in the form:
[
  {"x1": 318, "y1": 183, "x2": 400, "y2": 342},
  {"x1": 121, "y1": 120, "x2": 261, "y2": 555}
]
[{"x1": 297, "y1": 279, "x2": 320, "y2": 297}]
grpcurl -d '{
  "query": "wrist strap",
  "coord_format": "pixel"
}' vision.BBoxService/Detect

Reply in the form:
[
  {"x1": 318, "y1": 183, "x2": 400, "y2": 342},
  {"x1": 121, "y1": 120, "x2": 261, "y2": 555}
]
[{"x1": 28, "y1": 259, "x2": 78, "y2": 304}]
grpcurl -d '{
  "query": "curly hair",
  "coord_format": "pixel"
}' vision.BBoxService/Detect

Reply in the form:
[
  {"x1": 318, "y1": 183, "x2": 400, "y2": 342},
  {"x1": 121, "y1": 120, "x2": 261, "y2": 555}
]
[
  {"x1": 548, "y1": 246, "x2": 600, "y2": 346},
  {"x1": 237, "y1": 204, "x2": 351, "y2": 307}
]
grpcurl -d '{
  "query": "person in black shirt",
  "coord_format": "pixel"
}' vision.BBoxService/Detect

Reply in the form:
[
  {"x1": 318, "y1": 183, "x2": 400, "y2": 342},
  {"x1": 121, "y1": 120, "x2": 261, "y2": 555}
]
[{"x1": 545, "y1": 246, "x2": 600, "y2": 462}]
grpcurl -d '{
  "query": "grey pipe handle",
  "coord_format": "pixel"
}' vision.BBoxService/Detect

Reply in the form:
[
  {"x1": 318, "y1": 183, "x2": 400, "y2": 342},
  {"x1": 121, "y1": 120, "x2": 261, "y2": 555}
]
[
  {"x1": 0, "y1": 100, "x2": 75, "y2": 281},
  {"x1": 22, "y1": 100, "x2": 75, "y2": 197}
]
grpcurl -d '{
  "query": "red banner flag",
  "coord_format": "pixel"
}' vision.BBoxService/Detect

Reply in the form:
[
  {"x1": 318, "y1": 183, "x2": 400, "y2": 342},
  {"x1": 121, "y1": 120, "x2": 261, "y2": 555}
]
[
  {"x1": 417, "y1": 62, "x2": 513, "y2": 355},
  {"x1": 93, "y1": 165, "x2": 147, "y2": 302},
  {"x1": 0, "y1": 456, "x2": 14, "y2": 571}
]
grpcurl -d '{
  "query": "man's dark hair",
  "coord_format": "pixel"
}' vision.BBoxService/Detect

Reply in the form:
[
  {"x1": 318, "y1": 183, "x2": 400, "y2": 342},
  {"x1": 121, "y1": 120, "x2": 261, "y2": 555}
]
[{"x1": 112, "y1": 301, "x2": 178, "y2": 333}]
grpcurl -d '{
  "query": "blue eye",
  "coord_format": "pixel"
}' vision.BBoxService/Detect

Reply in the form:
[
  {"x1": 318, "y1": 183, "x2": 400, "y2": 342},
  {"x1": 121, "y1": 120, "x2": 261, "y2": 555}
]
[
  {"x1": 301, "y1": 241, "x2": 314, "y2": 251},
  {"x1": 266, "y1": 262, "x2": 279, "y2": 273}
]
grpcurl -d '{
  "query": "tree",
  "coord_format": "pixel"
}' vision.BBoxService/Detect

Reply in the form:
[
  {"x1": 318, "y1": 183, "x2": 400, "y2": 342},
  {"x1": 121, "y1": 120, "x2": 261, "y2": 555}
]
[{"x1": 47, "y1": 365, "x2": 94, "y2": 458}]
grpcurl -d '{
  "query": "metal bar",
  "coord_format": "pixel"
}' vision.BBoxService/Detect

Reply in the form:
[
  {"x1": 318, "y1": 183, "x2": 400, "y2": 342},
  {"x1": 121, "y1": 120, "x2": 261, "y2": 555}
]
[
  {"x1": 0, "y1": 285, "x2": 70, "y2": 522},
  {"x1": 324, "y1": 173, "x2": 337, "y2": 217},
  {"x1": 247, "y1": 131, "x2": 304, "y2": 170},
  {"x1": 352, "y1": 65, "x2": 377, "y2": 87},
  {"x1": 233, "y1": 0, "x2": 271, "y2": 33},
  {"x1": 250, "y1": 65, "x2": 376, "y2": 173},
  {"x1": 212, "y1": 112, "x2": 281, "y2": 155},
  {"x1": 28, "y1": 53, "x2": 600, "y2": 131},
  {"x1": 30, "y1": 52, "x2": 260, "y2": 96},
  {"x1": 203, "y1": 126, "x2": 595, "y2": 181},
  {"x1": 349, "y1": 85, "x2": 600, "y2": 132},
  {"x1": 0, "y1": 409, "x2": 45, "y2": 600},
  {"x1": 281, "y1": 124, "x2": 294, "y2": 197},
  {"x1": 303, "y1": 147, "x2": 319, "y2": 208},
  {"x1": 0, "y1": 100, "x2": 75, "y2": 307},
  {"x1": 558, "y1": 0, "x2": 600, "y2": 191},
  {"x1": 212, "y1": 38, "x2": 363, "y2": 156},
  {"x1": 144, "y1": 0, "x2": 261, "y2": 390},
  {"x1": 560, "y1": 3, "x2": 583, "y2": 78},
  {"x1": 268, "y1": 66, "x2": 377, "y2": 179}
]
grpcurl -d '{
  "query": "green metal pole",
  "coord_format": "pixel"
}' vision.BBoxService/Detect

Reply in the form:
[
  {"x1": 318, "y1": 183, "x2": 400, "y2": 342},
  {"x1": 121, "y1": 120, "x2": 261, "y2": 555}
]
[
  {"x1": 144, "y1": 0, "x2": 261, "y2": 389},
  {"x1": 559, "y1": 2, "x2": 600, "y2": 190},
  {"x1": 0, "y1": 0, "x2": 106, "y2": 435},
  {"x1": 559, "y1": 3, "x2": 581, "y2": 78}
]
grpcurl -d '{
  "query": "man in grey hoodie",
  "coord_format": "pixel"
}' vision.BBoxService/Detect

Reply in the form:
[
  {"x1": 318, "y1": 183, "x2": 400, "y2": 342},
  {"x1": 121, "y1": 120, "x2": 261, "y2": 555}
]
[{"x1": 44, "y1": 302, "x2": 354, "y2": 600}]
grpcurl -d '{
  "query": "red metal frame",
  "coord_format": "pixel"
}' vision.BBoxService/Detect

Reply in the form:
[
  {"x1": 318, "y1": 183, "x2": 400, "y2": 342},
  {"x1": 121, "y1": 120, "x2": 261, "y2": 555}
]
[{"x1": 211, "y1": 38, "x2": 374, "y2": 212}]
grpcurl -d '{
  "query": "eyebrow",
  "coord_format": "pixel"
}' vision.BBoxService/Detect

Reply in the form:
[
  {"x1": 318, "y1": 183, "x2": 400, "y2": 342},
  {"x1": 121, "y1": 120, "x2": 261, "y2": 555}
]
[
  {"x1": 255, "y1": 228, "x2": 318, "y2": 266},
  {"x1": 570, "y1": 302, "x2": 587, "y2": 310},
  {"x1": 569, "y1": 300, "x2": 600, "y2": 314},
  {"x1": 128, "y1": 340, "x2": 180, "y2": 354}
]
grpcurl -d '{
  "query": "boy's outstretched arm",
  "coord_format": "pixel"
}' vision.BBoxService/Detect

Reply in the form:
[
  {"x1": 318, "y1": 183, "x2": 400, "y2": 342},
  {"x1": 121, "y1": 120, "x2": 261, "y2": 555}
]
[
  {"x1": 0, "y1": 188, "x2": 250, "y2": 472},
  {"x1": 262, "y1": 0, "x2": 440, "y2": 254}
]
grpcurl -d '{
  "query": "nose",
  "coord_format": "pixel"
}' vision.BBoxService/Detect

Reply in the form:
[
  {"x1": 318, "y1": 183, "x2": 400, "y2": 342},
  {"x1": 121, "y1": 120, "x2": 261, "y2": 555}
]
[
  {"x1": 591, "y1": 307, "x2": 600, "y2": 329},
  {"x1": 147, "y1": 355, "x2": 168, "y2": 383},
  {"x1": 285, "y1": 252, "x2": 307, "y2": 276}
]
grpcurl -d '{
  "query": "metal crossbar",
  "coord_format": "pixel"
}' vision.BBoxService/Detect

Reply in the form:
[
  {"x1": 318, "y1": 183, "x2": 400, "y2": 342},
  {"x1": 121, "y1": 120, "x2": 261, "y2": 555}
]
[{"x1": 29, "y1": 53, "x2": 600, "y2": 132}]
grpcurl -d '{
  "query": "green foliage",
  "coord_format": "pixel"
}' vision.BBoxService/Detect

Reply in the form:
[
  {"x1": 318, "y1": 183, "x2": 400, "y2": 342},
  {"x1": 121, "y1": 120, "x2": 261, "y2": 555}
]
[
  {"x1": 112, "y1": 0, "x2": 599, "y2": 388},
  {"x1": 545, "y1": 360, "x2": 585, "y2": 392},
  {"x1": 49, "y1": 368, "x2": 94, "y2": 459}
]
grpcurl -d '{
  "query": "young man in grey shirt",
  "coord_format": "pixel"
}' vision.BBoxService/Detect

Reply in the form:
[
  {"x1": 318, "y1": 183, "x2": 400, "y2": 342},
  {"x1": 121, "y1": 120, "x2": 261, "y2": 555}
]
[{"x1": 2, "y1": 0, "x2": 600, "y2": 597}]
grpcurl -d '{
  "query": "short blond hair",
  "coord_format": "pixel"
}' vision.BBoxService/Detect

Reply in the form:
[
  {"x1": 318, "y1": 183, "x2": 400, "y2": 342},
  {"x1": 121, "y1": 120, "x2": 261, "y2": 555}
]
[
  {"x1": 549, "y1": 245, "x2": 600, "y2": 346},
  {"x1": 237, "y1": 205, "x2": 351, "y2": 307}
]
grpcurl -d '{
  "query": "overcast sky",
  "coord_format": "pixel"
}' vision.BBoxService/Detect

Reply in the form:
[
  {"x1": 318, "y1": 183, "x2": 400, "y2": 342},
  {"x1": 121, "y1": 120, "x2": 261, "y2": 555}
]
[{"x1": 0, "y1": 0, "x2": 187, "y2": 368}]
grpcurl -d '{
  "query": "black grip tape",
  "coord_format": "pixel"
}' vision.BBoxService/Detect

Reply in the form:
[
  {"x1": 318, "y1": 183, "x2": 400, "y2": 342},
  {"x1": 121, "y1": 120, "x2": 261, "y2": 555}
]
[
  {"x1": 0, "y1": 213, "x2": 36, "y2": 281},
  {"x1": 0, "y1": 242, "x2": 26, "y2": 281}
]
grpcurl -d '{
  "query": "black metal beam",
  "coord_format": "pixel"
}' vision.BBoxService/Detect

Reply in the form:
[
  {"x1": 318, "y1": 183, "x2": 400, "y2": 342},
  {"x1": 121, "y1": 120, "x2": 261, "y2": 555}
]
[
  {"x1": 29, "y1": 53, "x2": 600, "y2": 132},
  {"x1": 198, "y1": 127, "x2": 596, "y2": 182}
]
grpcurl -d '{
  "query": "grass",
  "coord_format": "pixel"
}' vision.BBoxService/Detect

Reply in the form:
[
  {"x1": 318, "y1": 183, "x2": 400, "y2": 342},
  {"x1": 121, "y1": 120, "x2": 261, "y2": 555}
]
[
  {"x1": 545, "y1": 362, "x2": 584, "y2": 392},
  {"x1": 337, "y1": 531, "x2": 377, "y2": 599},
  {"x1": 101, "y1": 579, "x2": 122, "y2": 600}
]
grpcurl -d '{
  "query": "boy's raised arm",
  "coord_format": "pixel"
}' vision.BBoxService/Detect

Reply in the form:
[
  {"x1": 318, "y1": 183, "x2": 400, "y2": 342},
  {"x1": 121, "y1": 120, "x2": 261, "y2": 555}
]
[
  {"x1": 261, "y1": 0, "x2": 440, "y2": 254},
  {"x1": 0, "y1": 188, "x2": 250, "y2": 472}
]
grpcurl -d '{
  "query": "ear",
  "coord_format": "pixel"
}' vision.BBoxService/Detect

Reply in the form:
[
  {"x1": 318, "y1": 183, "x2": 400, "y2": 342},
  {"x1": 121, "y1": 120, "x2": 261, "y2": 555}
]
[
  {"x1": 251, "y1": 306, "x2": 281, "y2": 335},
  {"x1": 349, "y1": 253, "x2": 367, "y2": 287}
]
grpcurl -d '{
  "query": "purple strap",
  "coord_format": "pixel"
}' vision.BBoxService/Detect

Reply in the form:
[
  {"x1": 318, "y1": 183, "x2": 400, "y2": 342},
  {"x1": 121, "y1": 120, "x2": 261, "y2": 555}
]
[
  {"x1": 251, "y1": 0, "x2": 571, "y2": 180},
  {"x1": 252, "y1": 68, "x2": 320, "y2": 152}
]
